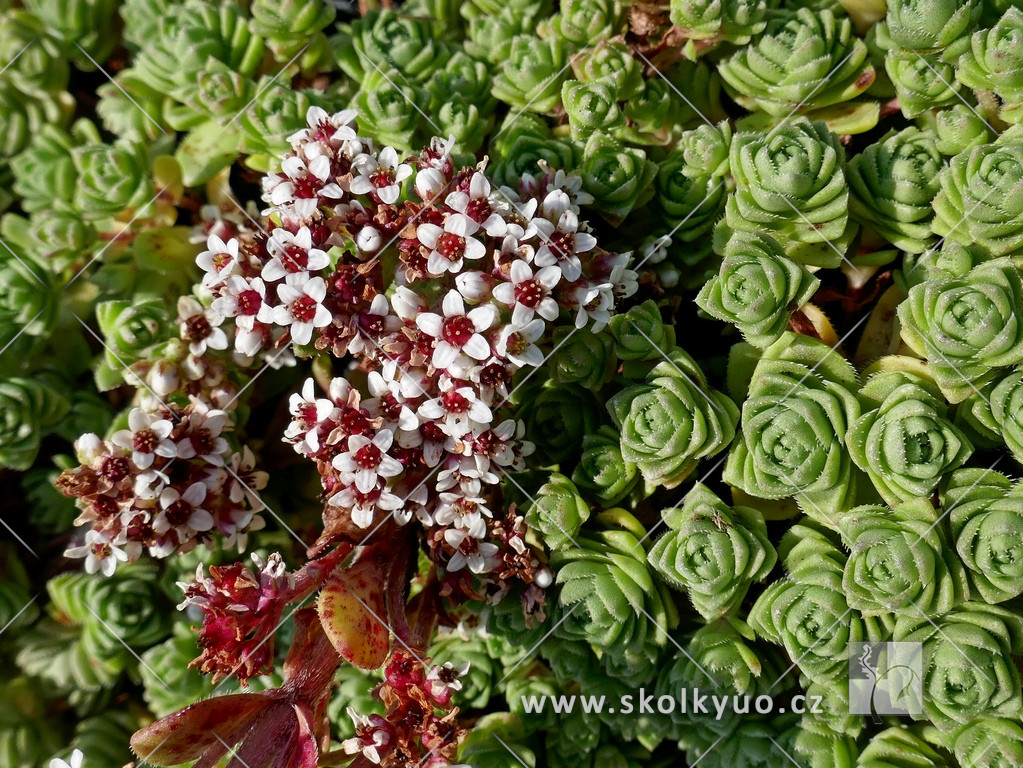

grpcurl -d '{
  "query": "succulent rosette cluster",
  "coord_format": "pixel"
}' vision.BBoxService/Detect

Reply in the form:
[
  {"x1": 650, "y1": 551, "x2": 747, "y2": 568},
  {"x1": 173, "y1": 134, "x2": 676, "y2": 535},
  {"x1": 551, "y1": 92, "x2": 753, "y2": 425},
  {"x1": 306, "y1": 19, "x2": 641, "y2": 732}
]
[{"x1": 5, "y1": 1, "x2": 1023, "y2": 767}]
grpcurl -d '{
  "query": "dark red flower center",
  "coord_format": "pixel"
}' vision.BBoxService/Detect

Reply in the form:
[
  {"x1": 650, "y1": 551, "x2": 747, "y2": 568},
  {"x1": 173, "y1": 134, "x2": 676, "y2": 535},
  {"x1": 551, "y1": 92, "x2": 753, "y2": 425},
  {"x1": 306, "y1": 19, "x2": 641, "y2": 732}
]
[
  {"x1": 183, "y1": 314, "x2": 212, "y2": 342},
  {"x1": 165, "y1": 499, "x2": 193, "y2": 527},
  {"x1": 514, "y1": 278, "x2": 545, "y2": 308},
  {"x1": 442, "y1": 315, "x2": 474, "y2": 346},
  {"x1": 101, "y1": 456, "x2": 130, "y2": 481},
  {"x1": 442, "y1": 389, "x2": 471, "y2": 414},
  {"x1": 133, "y1": 429, "x2": 159, "y2": 453},
  {"x1": 353, "y1": 443, "x2": 382, "y2": 469},
  {"x1": 279, "y1": 244, "x2": 309, "y2": 272},
  {"x1": 465, "y1": 198, "x2": 491, "y2": 222},
  {"x1": 437, "y1": 233, "x2": 466, "y2": 261},
  {"x1": 290, "y1": 295, "x2": 318, "y2": 323},
  {"x1": 237, "y1": 289, "x2": 262, "y2": 315},
  {"x1": 549, "y1": 231, "x2": 575, "y2": 260}
]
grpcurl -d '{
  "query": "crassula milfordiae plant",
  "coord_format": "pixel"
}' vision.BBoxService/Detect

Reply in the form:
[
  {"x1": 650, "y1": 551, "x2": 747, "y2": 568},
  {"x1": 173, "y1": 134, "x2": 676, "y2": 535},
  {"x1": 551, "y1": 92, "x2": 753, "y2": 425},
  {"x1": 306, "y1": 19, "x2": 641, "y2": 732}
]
[{"x1": 7, "y1": 0, "x2": 1023, "y2": 766}]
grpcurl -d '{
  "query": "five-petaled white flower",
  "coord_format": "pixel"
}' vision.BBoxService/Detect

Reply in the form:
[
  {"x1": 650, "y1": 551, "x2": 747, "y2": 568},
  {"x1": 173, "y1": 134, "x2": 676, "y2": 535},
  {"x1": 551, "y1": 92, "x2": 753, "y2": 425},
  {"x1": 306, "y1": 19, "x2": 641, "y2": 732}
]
[
  {"x1": 533, "y1": 209, "x2": 597, "y2": 281},
  {"x1": 495, "y1": 318, "x2": 546, "y2": 367},
  {"x1": 285, "y1": 378, "x2": 337, "y2": 455},
  {"x1": 195, "y1": 234, "x2": 241, "y2": 288},
  {"x1": 178, "y1": 296, "x2": 229, "y2": 357},
  {"x1": 350, "y1": 146, "x2": 413, "y2": 205},
  {"x1": 416, "y1": 290, "x2": 496, "y2": 370},
  {"x1": 444, "y1": 528, "x2": 500, "y2": 573},
  {"x1": 110, "y1": 408, "x2": 177, "y2": 469},
  {"x1": 270, "y1": 273, "x2": 333, "y2": 345},
  {"x1": 417, "y1": 213, "x2": 486, "y2": 275},
  {"x1": 445, "y1": 172, "x2": 508, "y2": 236},
  {"x1": 332, "y1": 430, "x2": 404, "y2": 493},
  {"x1": 65, "y1": 531, "x2": 128, "y2": 577},
  {"x1": 266, "y1": 152, "x2": 344, "y2": 218},
  {"x1": 263, "y1": 227, "x2": 331, "y2": 282},
  {"x1": 156, "y1": 482, "x2": 214, "y2": 533},
  {"x1": 417, "y1": 378, "x2": 493, "y2": 439},
  {"x1": 491, "y1": 259, "x2": 562, "y2": 325}
]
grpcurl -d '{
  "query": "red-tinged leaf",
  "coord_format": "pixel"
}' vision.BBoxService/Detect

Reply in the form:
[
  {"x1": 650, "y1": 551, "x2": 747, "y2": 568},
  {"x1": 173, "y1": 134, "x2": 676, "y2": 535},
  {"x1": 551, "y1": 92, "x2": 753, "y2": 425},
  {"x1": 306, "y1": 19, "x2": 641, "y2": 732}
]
[
  {"x1": 130, "y1": 693, "x2": 275, "y2": 765},
  {"x1": 317, "y1": 555, "x2": 390, "y2": 670}
]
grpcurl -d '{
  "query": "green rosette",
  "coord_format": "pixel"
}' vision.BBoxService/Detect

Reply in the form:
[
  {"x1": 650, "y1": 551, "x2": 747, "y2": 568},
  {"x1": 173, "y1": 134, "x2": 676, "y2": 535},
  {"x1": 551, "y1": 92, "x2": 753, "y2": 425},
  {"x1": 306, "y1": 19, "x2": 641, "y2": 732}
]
[
  {"x1": 695, "y1": 231, "x2": 819, "y2": 349},
  {"x1": 945, "y1": 468, "x2": 1023, "y2": 604},
  {"x1": 894, "y1": 603, "x2": 1023, "y2": 731},
  {"x1": 684, "y1": 714, "x2": 799, "y2": 768},
  {"x1": 572, "y1": 426, "x2": 640, "y2": 507},
  {"x1": 335, "y1": 9, "x2": 446, "y2": 84},
  {"x1": 489, "y1": 114, "x2": 575, "y2": 188},
  {"x1": 723, "y1": 332, "x2": 861, "y2": 521},
  {"x1": 838, "y1": 498, "x2": 968, "y2": 617},
  {"x1": 608, "y1": 348, "x2": 739, "y2": 489},
  {"x1": 607, "y1": 299, "x2": 676, "y2": 363},
  {"x1": 718, "y1": 9, "x2": 873, "y2": 118},
  {"x1": 725, "y1": 119, "x2": 855, "y2": 268},
  {"x1": 668, "y1": 0, "x2": 769, "y2": 46},
  {"x1": 526, "y1": 473, "x2": 591, "y2": 551},
  {"x1": 957, "y1": 8, "x2": 1023, "y2": 124},
  {"x1": 952, "y1": 717, "x2": 1023, "y2": 768},
  {"x1": 748, "y1": 523, "x2": 863, "y2": 685},
  {"x1": 988, "y1": 367, "x2": 1023, "y2": 465},
  {"x1": 0, "y1": 378, "x2": 69, "y2": 471},
  {"x1": 653, "y1": 152, "x2": 726, "y2": 250},
  {"x1": 548, "y1": 326, "x2": 615, "y2": 391},
  {"x1": 249, "y1": 0, "x2": 336, "y2": 62},
  {"x1": 847, "y1": 127, "x2": 944, "y2": 254},
  {"x1": 72, "y1": 141, "x2": 153, "y2": 220},
  {"x1": 656, "y1": 618, "x2": 785, "y2": 741},
  {"x1": 885, "y1": 49, "x2": 961, "y2": 118},
  {"x1": 518, "y1": 381, "x2": 600, "y2": 466},
  {"x1": 541, "y1": 0, "x2": 625, "y2": 47},
  {"x1": 579, "y1": 133, "x2": 658, "y2": 222},
  {"x1": 552, "y1": 528, "x2": 675, "y2": 658},
  {"x1": 132, "y1": 0, "x2": 264, "y2": 102},
  {"x1": 648, "y1": 484, "x2": 776, "y2": 620},
  {"x1": 885, "y1": 0, "x2": 980, "y2": 53},
  {"x1": 935, "y1": 104, "x2": 994, "y2": 157},
  {"x1": 898, "y1": 259, "x2": 1023, "y2": 403},
  {"x1": 353, "y1": 71, "x2": 426, "y2": 153},
  {"x1": 847, "y1": 370, "x2": 973, "y2": 505},
  {"x1": 932, "y1": 140, "x2": 1023, "y2": 256},
  {"x1": 562, "y1": 81, "x2": 623, "y2": 141},
  {"x1": 492, "y1": 35, "x2": 569, "y2": 115},
  {"x1": 855, "y1": 727, "x2": 950, "y2": 767},
  {"x1": 678, "y1": 122, "x2": 731, "y2": 179},
  {"x1": 22, "y1": 0, "x2": 120, "y2": 66},
  {"x1": 570, "y1": 40, "x2": 643, "y2": 100}
]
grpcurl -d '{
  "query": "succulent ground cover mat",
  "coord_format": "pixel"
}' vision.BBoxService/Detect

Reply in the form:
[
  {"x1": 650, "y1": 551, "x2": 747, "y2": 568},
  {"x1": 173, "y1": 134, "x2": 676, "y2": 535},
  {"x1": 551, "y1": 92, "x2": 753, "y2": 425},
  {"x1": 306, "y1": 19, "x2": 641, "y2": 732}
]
[{"x1": 4, "y1": 0, "x2": 1023, "y2": 767}]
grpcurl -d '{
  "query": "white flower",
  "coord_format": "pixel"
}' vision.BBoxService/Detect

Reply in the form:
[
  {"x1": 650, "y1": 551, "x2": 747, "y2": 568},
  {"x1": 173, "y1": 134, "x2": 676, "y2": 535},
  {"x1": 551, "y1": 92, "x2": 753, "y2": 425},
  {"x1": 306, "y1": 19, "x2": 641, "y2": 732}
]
[
  {"x1": 264, "y1": 151, "x2": 344, "y2": 218},
  {"x1": 349, "y1": 146, "x2": 413, "y2": 205},
  {"x1": 288, "y1": 106, "x2": 359, "y2": 150},
  {"x1": 572, "y1": 281, "x2": 614, "y2": 333},
  {"x1": 110, "y1": 408, "x2": 176, "y2": 469},
  {"x1": 417, "y1": 378, "x2": 493, "y2": 439},
  {"x1": 417, "y1": 213, "x2": 486, "y2": 275},
  {"x1": 492, "y1": 195, "x2": 541, "y2": 241},
  {"x1": 156, "y1": 482, "x2": 214, "y2": 533},
  {"x1": 65, "y1": 531, "x2": 129, "y2": 577},
  {"x1": 195, "y1": 234, "x2": 241, "y2": 288},
  {"x1": 341, "y1": 710, "x2": 392, "y2": 764},
  {"x1": 211, "y1": 276, "x2": 267, "y2": 330},
  {"x1": 533, "y1": 210, "x2": 597, "y2": 281},
  {"x1": 50, "y1": 749, "x2": 85, "y2": 768},
  {"x1": 495, "y1": 318, "x2": 546, "y2": 367},
  {"x1": 328, "y1": 483, "x2": 402, "y2": 528},
  {"x1": 415, "y1": 290, "x2": 497, "y2": 370},
  {"x1": 332, "y1": 430, "x2": 403, "y2": 493},
  {"x1": 444, "y1": 528, "x2": 500, "y2": 573},
  {"x1": 285, "y1": 378, "x2": 337, "y2": 454},
  {"x1": 366, "y1": 370, "x2": 419, "y2": 432},
  {"x1": 270, "y1": 273, "x2": 333, "y2": 345},
  {"x1": 262, "y1": 227, "x2": 331, "y2": 282},
  {"x1": 178, "y1": 296, "x2": 229, "y2": 357},
  {"x1": 491, "y1": 259, "x2": 561, "y2": 325},
  {"x1": 445, "y1": 172, "x2": 508, "y2": 236}
]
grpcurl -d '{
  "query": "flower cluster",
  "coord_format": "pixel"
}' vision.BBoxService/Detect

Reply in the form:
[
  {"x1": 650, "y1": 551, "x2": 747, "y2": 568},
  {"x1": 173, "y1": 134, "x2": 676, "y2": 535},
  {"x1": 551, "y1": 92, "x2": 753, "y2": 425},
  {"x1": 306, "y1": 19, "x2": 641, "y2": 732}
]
[
  {"x1": 57, "y1": 402, "x2": 267, "y2": 575},
  {"x1": 198, "y1": 106, "x2": 634, "y2": 593}
]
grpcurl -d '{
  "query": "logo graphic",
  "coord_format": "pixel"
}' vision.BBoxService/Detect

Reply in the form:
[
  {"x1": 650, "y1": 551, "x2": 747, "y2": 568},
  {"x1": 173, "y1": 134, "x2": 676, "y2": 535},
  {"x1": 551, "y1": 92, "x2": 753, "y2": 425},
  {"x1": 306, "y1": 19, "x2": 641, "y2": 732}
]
[{"x1": 848, "y1": 642, "x2": 923, "y2": 717}]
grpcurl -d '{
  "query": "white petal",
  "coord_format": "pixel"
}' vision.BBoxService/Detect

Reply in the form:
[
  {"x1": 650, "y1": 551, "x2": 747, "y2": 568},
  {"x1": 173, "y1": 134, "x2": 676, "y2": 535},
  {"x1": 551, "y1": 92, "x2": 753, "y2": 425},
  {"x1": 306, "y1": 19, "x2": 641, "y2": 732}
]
[
  {"x1": 433, "y1": 341, "x2": 459, "y2": 369},
  {"x1": 467, "y1": 304, "x2": 498, "y2": 331},
  {"x1": 416, "y1": 312, "x2": 443, "y2": 337},
  {"x1": 442, "y1": 290, "x2": 465, "y2": 318},
  {"x1": 462, "y1": 334, "x2": 491, "y2": 360}
]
